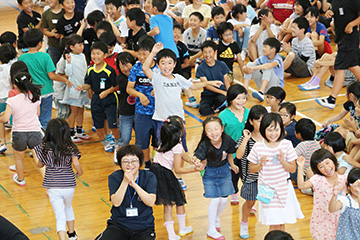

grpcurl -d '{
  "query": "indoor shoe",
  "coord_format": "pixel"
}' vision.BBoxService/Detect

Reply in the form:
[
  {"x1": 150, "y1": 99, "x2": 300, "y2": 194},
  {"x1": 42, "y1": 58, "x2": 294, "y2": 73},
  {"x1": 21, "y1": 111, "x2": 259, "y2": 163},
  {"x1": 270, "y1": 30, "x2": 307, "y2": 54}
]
[
  {"x1": 300, "y1": 84, "x2": 319, "y2": 91},
  {"x1": 13, "y1": 174, "x2": 26, "y2": 186},
  {"x1": 169, "y1": 235, "x2": 180, "y2": 240},
  {"x1": 67, "y1": 231, "x2": 77, "y2": 240},
  {"x1": 240, "y1": 224, "x2": 249, "y2": 239},
  {"x1": 0, "y1": 143, "x2": 7, "y2": 153},
  {"x1": 75, "y1": 133, "x2": 90, "y2": 140},
  {"x1": 179, "y1": 226, "x2": 193, "y2": 236},
  {"x1": 71, "y1": 135, "x2": 82, "y2": 143},
  {"x1": 104, "y1": 143, "x2": 114, "y2": 152},
  {"x1": 207, "y1": 230, "x2": 225, "y2": 240},
  {"x1": 315, "y1": 98, "x2": 335, "y2": 109},
  {"x1": 9, "y1": 165, "x2": 16, "y2": 171},
  {"x1": 250, "y1": 206, "x2": 257, "y2": 214},
  {"x1": 252, "y1": 91, "x2": 264, "y2": 102},
  {"x1": 185, "y1": 100, "x2": 200, "y2": 108},
  {"x1": 230, "y1": 193, "x2": 239, "y2": 205}
]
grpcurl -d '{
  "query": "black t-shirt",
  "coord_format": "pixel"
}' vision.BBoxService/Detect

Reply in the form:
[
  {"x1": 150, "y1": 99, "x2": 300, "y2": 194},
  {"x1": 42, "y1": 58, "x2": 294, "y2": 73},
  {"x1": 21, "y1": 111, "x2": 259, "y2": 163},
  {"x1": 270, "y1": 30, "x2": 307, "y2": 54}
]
[
  {"x1": 108, "y1": 170, "x2": 157, "y2": 230},
  {"x1": 56, "y1": 11, "x2": 83, "y2": 37},
  {"x1": 16, "y1": 10, "x2": 41, "y2": 48},
  {"x1": 176, "y1": 41, "x2": 191, "y2": 77},
  {"x1": 83, "y1": 28, "x2": 97, "y2": 64},
  {"x1": 194, "y1": 134, "x2": 236, "y2": 168},
  {"x1": 116, "y1": 74, "x2": 135, "y2": 115},
  {"x1": 217, "y1": 41, "x2": 241, "y2": 71},
  {"x1": 85, "y1": 63, "x2": 117, "y2": 94},
  {"x1": 127, "y1": 28, "x2": 146, "y2": 51}
]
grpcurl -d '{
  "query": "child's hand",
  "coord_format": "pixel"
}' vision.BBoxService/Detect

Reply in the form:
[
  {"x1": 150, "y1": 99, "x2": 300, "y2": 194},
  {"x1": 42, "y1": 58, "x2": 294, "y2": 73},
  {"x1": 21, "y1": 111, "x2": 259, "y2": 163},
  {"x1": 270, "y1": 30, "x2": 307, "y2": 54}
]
[
  {"x1": 50, "y1": 28, "x2": 59, "y2": 38},
  {"x1": 139, "y1": 94, "x2": 150, "y2": 106},
  {"x1": 243, "y1": 66, "x2": 254, "y2": 74},
  {"x1": 151, "y1": 90, "x2": 154, "y2": 96},
  {"x1": 314, "y1": 59, "x2": 322, "y2": 68},
  {"x1": 282, "y1": 42, "x2": 291, "y2": 53},
  {"x1": 277, "y1": 150, "x2": 285, "y2": 164},
  {"x1": 65, "y1": 53, "x2": 71, "y2": 64},
  {"x1": 80, "y1": 18, "x2": 88, "y2": 29},
  {"x1": 105, "y1": 13, "x2": 112, "y2": 22},
  {"x1": 345, "y1": 24, "x2": 354, "y2": 34},
  {"x1": 332, "y1": 181, "x2": 342, "y2": 196},
  {"x1": 322, "y1": 119, "x2": 331, "y2": 128},
  {"x1": 65, "y1": 80, "x2": 75, "y2": 88},
  {"x1": 231, "y1": 164, "x2": 239, "y2": 174},
  {"x1": 325, "y1": 10, "x2": 334, "y2": 18},
  {"x1": 99, "y1": 90, "x2": 109, "y2": 99},
  {"x1": 208, "y1": 81, "x2": 223, "y2": 88},
  {"x1": 77, "y1": 85, "x2": 84, "y2": 91},
  {"x1": 296, "y1": 156, "x2": 305, "y2": 168},
  {"x1": 152, "y1": 42, "x2": 163, "y2": 54},
  {"x1": 243, "y1": 129, "x2": 251, "y2": 139},
  {"x1": 260, "y1": 156, "x2": 268, "y2": 167},
  {"x1": 343, "y1": 155, "x2": 355, "y2": 165},
  {"x1": 75, "y1": 171, "x2": 82, "y2": 177},
  {"x1": 343, "y1": 116, "x2": 356, "y2": 132}
]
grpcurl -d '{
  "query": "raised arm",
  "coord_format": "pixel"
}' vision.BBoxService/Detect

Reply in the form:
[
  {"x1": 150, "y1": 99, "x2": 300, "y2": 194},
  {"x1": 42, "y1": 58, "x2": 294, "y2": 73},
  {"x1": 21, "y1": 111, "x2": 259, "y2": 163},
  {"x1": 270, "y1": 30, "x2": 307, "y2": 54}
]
[
  {"x1": 296, "y1": 156, "x2": 314, "y2": 189},
  {"x1": 143, "y1": 42, "x2": 163, "y2": 80}
]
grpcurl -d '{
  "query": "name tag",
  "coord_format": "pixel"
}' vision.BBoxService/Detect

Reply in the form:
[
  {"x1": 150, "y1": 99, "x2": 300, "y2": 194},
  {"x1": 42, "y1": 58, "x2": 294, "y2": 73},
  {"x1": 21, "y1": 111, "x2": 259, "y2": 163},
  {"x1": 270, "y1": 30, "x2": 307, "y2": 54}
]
[
  {"x1": 339, "y1": 8, "x2": 344, "y2": 15},
  {"x1": 52, "y1": 19, "x2": 58, "y2": 24},
  {"x1": 126, "y1": 207, "x2": 138, "y2": 217},
  {"x1": 100, "y1": 78, "x2": 106, "y2": 89}
]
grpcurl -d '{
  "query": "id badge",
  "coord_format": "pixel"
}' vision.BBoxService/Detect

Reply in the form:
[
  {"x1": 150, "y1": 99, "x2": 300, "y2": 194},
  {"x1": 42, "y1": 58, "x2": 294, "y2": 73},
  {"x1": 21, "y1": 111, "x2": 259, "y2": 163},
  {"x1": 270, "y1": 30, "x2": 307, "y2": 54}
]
[
  {"x1": 126, "y1": 207, "x2": 138, "y2": 217},
  {"x1": 339, "y1": 8, "x2": 344, "y2": 15},
  {"x1": 100, "y1": 80, "x2": 105, "y2": 89}
]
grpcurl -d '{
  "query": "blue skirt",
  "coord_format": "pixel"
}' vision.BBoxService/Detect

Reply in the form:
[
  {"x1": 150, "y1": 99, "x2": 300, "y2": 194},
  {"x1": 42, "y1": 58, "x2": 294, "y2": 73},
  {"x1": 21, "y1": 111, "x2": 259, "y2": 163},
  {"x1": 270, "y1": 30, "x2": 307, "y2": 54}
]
[{"x1": 202, "y1": 163, "x2": 235, "y2": 198}]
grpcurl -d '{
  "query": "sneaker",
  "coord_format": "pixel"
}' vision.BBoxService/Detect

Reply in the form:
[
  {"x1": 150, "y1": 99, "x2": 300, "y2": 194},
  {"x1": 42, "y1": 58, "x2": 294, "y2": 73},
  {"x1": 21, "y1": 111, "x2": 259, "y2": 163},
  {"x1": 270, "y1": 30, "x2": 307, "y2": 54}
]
[
  {"x1": 106, "y1": 134, "x2": 115, "y2": 147},
  {"x1": 230, "y1": 193, "x2": 239, "y2": 205},
  {"x1": 178, "y1": 178, "x2": 187, "y2": 190},
  {"x1": 250, "y1": 206, "x2": 257, "y2": 214},
  {"x1": 179, "y1": 226, "x2": 193, "y2": 236},
  {"x1": 185, "y1": 100, "x2": 200, "y2": 108},
  {"x1": 252, "y1": 91, "x2": 264, "y2": 102},
  {"x1": 0, "y1": 144, "x2": 7, "y2": 153},
  {"x1": 300, "y1": 84, "x2": 320, "y2": 91},
  {"x1": 169, "y1": 236, "x2": 180, "y2": 240},
  {"x1": 91, "y1": 126, "x2": 96, "y2": 132},
  {"x1": 75, "y1": 133, "x2": 90, "y2": 140},
  {"x1": 71, "y1": 135, "x2": 82, "y2": 143},
  {"x1": 315, "y1": 98, "x2": 335, "y2": 109},
  {"x1": 298, "y1": 81, "x2": 311, "y2": 88},
  {"x1": 301, "y1": 188, "x2": 313, "y2": 196},
  {"x1": 67, "y1": 231, "x2": 77, "y2": 240},
  {"x1": 240, "y1": 223, "x2": 249, "y2": 239},
  {"x1": 29, "y1": 151, "x2": 33, "y2": 158},
  {"x1": 13, "y1": 174, "x2": 26, "y2": 186},
  {"x1": 9, "y1": 165, "x2": 16, "y2": 171},
  {"x1": 215, "y1": 100, "x2": 227, "y2": 112},
  {"x1": 85, "y1": 104, "x2": 91, "y2": 110},
  {"x1": 207, "y1": 230, "x2": 225, "y2": 240},
  {"x1": 104, "y1": 143, "x2": 114, "y2": 152}
]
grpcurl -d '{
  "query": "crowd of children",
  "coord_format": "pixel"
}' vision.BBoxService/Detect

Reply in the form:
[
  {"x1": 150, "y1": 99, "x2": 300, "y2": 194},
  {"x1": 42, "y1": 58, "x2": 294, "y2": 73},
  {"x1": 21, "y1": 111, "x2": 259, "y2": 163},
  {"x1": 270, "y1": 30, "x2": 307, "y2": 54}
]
[{"x1": 1, "y1": 0, "x2": 360, "y2": 239}]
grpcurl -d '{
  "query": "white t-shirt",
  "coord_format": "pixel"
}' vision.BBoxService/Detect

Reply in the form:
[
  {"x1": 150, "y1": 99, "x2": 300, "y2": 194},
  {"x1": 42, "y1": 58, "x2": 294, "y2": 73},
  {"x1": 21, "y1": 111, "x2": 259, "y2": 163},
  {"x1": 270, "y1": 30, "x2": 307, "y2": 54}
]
[
  {"x1": 250, "y1": 23, "x2": 279, "y2": 56},
  {"x1": 227, "y1": 18, "x2": 251, "y2": 30},
  {"x1": 338, "y1": 195, "x2": 359, "y2": 214},
  {"x1": 0, "y1": 59, "x2": 15, "y2": 99}
]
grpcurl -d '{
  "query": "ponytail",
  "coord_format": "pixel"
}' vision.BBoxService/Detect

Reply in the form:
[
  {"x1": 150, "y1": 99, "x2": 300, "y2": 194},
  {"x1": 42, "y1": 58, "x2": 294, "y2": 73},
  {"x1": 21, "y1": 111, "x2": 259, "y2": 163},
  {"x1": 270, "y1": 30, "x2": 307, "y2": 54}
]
[{"x1": 13, "y1": 72, "x2": 41, "y2": 103}]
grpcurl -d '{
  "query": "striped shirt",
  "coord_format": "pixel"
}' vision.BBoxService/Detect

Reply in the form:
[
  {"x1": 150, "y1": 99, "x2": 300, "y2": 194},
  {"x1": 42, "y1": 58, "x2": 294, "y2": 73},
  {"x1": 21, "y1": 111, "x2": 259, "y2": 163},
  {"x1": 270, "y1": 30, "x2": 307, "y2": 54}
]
[
  {"x1": 34, "y1": 143, "x2": 80, "y2": 188},
  {"x1": 291, "y1": 36, "x2": 316, "y2": 74},
  {"x1": 248, "y1": 139, "x2": 297, "y2": 208},
  {"x1": 236, "y1": 136, "x2": 258, "y2": 183},
  {"x1": 295, "y1": 140, "x2": 321, "y2": 174}
]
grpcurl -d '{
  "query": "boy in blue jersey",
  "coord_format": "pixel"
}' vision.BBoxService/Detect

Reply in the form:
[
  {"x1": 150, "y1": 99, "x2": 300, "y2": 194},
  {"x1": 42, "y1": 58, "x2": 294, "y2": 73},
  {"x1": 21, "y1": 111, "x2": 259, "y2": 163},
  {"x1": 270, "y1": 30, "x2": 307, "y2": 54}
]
[{"x1": 126, "y1": 35, "x2": 160, "y2": 169}]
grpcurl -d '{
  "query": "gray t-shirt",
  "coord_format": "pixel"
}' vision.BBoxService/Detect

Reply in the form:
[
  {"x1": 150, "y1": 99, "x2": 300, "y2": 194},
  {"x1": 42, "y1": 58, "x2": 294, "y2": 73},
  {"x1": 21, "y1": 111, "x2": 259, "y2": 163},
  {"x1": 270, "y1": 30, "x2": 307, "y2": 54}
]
[
  {"x1": 291, "y1": 36, "x2": 315, "y2": 74},
  {"x1": 183, "y1": 27, "x2": 207, "y2": 53}
]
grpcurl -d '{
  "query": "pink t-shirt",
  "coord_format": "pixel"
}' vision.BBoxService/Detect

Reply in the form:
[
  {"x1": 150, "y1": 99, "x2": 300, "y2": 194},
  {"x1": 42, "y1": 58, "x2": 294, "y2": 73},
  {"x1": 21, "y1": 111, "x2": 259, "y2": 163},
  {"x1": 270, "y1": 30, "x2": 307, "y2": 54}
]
[
  {"x1": 6, "y1": 93, "x2": 41, "y2": 132},
  {"x1": 248, "y1": 139, "x2": 297, "y2": 208},
  {"x1": 153, "y1": 143, "x2": 183, "y2": 170},
  {"x1": 309, "y1": 174, "x2": 347, "y2": 240}
]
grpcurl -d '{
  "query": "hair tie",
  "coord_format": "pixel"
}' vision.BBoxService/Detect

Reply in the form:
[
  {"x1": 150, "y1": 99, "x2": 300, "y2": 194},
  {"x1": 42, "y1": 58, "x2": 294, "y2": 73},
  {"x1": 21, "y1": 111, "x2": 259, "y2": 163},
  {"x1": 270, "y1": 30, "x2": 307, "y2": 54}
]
[
  {"x1": 164, "y1": 118, "x2": 169, "y2": 122},
  {"x1": 229, "y1": 10, "x2": 232, "y2": 13}
]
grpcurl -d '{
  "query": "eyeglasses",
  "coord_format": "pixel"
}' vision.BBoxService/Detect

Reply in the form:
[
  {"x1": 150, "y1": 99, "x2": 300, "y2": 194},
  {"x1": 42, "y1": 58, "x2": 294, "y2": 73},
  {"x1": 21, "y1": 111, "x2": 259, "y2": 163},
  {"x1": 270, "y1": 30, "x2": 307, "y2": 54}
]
[
  {"x1": 121, "y1": 160, "x2": 139, "y2": 165},
  {"x1": 279, "y1": 113, "x2": 290, "y2": 118}
]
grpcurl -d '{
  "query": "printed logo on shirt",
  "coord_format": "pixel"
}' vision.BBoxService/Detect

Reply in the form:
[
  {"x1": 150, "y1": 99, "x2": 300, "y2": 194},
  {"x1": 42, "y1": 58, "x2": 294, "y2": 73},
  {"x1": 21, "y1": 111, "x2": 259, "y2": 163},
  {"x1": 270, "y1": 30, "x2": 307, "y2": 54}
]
[
  {"x1": 219, "y1": 47, "x2": 234, "y2": 59},
  {"x1": 163, "y1": 82, "x2": 180, "y2": 88},
  {"x1": 127, "y1": 96, "x2": 136, "y2": 105},
  {"x1": 136, "y1": 76, "x2": 152, "y2": 86}
]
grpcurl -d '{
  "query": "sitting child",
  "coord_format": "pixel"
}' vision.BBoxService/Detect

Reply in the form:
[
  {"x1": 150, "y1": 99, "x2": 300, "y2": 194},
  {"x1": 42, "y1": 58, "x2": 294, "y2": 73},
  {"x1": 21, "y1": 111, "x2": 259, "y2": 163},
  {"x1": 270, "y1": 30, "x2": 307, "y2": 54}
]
[
  {"x1": 206, "y1": 6, "x2": 226, "y2": 42},
  {"x1": 280, "y1": 102, "x2": 301, "y2": 148},
  {"x1": 265, "y1": 86, "x2": 286, "y2": 113}
]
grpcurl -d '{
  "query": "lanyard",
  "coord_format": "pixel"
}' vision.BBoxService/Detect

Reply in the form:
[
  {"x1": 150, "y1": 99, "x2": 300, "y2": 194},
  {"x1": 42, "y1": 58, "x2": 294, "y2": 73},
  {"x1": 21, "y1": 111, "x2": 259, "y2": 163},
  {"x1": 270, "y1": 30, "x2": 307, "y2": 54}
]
[{"x1": 127, "y1": 175, "x2": 139, "y2": 208}]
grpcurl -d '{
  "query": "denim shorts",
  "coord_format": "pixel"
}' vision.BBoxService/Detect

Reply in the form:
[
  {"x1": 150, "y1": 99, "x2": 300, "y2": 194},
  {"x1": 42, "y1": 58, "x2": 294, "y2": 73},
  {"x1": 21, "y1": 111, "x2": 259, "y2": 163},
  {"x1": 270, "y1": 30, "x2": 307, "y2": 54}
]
[
  {"x1": 12, "y1": 132, "x2": 42, "y2": 151},
  {"x1": 134, "y1": 113, "x2": 158, "y2": 150},
  {"x1": 202, "y1": 163, "x2": 235, "y2": 198}
]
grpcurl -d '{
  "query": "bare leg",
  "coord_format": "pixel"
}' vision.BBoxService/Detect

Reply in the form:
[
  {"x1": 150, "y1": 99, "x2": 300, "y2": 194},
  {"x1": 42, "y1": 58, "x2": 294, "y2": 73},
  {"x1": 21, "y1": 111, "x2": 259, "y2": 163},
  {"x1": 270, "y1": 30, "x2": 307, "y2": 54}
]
[
  {"x1": 164, "y1": 205, "x2": 173, "y2": 221},
  {"x1": 283, "y1": 52, "x2": 295, "y2": 71},
  {"x1": 96, "y1": 128, "x2": 106, "y2": 141},
  {"x1": 248, "y1": 41, "x2": 258, "y2": 62},
  {"x1": 67, "y1": 106, "x2": 79, "y2": 128},
  {"x1": 76, "y1": 107, "x2": 84, "y2": 127},
  {"x1": 330, "y1": 69, "x2": 346, "y2": 98},
  {"x1": 66, "y1": 220, "x2": 75, "y2": 234},
  {"x1": 241, "y1": 200, "x2": 256, "y2": 222},
  {"x1": 58, "y1": 230, "x2": 66, "y2": 240},
  {"x1": 259, "y1": 80, "x2": 269, "y2": 93},
  {"x1": 0, "y1": 123, "x2": 5, "y2": 146}
]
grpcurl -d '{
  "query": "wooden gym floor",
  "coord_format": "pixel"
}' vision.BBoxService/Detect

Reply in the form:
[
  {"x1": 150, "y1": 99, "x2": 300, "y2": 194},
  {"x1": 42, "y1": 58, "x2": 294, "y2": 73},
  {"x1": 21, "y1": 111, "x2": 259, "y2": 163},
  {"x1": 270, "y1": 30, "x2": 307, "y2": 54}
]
[{"x1": 0, "y1": 2, "x2": 347, "y2": 239}]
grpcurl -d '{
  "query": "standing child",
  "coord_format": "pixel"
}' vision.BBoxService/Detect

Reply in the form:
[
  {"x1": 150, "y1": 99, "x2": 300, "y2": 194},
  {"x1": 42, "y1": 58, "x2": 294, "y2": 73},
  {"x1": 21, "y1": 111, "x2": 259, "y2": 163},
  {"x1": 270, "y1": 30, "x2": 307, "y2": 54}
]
[
  {"x1": 265, "y1": 86, "x2": 286, "y2": 113},
  {"x1": 235, "y1": 105, "x2": 267, "y2": 238},
  {"x1": 194, "y1": 116, "x2": 239, "y2": 240},
  {"x1": 297, "y1": 148, "x2": 347, "y2": 240},
  {"x1": 279, "y1": 102, "x2": 301, "y2": 147},
  {"x1": 150, "y1": 118, "x2": 201, "y2": 240},
  {"x1": 35, "y1": 118, "x2": 82, "y2": 240},
  {"x1": 0, "y1": 72, "x2": 42, "y2": 186},
  {"x1": 248, "y1": 113, "x2": 304, "y2": 232},
  {"x1": 56, "y1": 0, "x2": 84, "y2": 38},
  {"x1": 105, "y1": 0, "x2": 128, "y2": 42}
]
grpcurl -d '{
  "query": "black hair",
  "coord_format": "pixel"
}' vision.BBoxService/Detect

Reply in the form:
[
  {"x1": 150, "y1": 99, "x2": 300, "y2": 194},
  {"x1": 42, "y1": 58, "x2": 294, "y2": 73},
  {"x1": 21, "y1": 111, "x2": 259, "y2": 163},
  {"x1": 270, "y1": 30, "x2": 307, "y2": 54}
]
[
  {"x1": 95, "y1": 21, "x2": 114, "y2": 34},
  {"x1": 226, "y1": 4, "x2": 247, "y2": 21},
  {"x1": 116, "y1": 52, "x2": 136, "y2": 73},
  {"x1": 226, "y1": 84, "x2": 248, "y2": 107},
  {"x1": 0, "y1": 43, "x2": 17, "y2": 64},
  {"x1": 12, "y1": 72, "x2": 41, "y2": 103},
  {"x1": 173, "y1": 22, "x2": 183, "y2": 32},
  {"x1": 346, "y1": 81, "x2": 360, "y2": 99},
  {"x1": 201, "y1": 40, "x2": 217, "y2": 51},
  {"x1": 305, "y1": 6, "x2": 320, "y2": 19},
  {"x1": 265, "y1": 86, "x2": 286, "y2": 102},
  {"x1": 62, "y1": 34, "x2": 84, "y2": 58},
  {"x1": 279, "y1": 102, "x2": 296, "y2": 116},
  {"x1": 347, "y1": 167, "x2": 360, "y2": 187},
  {"x1": 136, "y1": 35, "x2": 156, "y2": 52},
  {"x1": 158, "y1": 118, "x2": 183, "y2": 153},
  {"x1": 211, "y1": 6, "x2": 225, "y2": 18},
  {"x1": 10, "y1": 61, "x2": 29, "y2": 83},
  {"x1": 126, "y1": 0, "x2": 140, "y2": 6},
  {"x1": 244, "y1": 105, "x2": 268, "y2": 132},
  {"x1": 23, "y1": 28, "x2": 43, "y2": 48},
  {"x1": 252, "y1": 9, "x2": 270, "y2": 25},
  {"x1": 90, "y1": 41, "x2": 109, "y2": 55},
  {"x1": 216, "y1": 22, "x2": 234, "y2": 40},
  {"x1": 42, "y1": 118, "x2": 80, "y2": 166},
  {"x1": 263, "y1": 37, "x2": 281, "y2": 53},
  {"x1": 17, "y1": 0, "x2": 25, "y2": 5},
  {"x1": 152, "y1": 0, "x2": 167, "y2": 12},
  {"x1": 0, "y1": 31, "x2": 17, "y2": 45},
  {"x1": 168, "y1": 115, "x2": 185, "y2": 134},
  {"x1": 260, "y1": 113, "x2": 286, "y2": 142},
  {"x1": 324, "y1": 132, "x2": 345, "y2": 153},
  {"x1": 189, "y1": 11, "x2": 204, "y2": 22},
  {"x1": 126, "y1": 7, "x2": 145, "y2": 26},
  {"x1": 293, "y1": 16, "x2": 309, "y2": 32},
  {"x1": 310, "y1": 148, "x2": 338, "y2": 176},
  {"x1": 294, "y1": 0, "x2": 311, "y2": 16},
  {"x1": 87, "y1": 10, "x2": 105, "y2": 26},
  {"x1": 99, "y1": 32, "x2": 117, "y2": 47},
  {"x1": 156, "y1": 49, "x2": 177, "y2": 64},
  {"x1": 105, "y1": 0, "x2": 123, "y2": 8},
  {"x1": 195, "y1": 116, "x2": 225, "y2": 162},
  {"x1": 295, "y1": 118, "x2": 316, "y2": 140},
  {"x1": 265, "y1": 230, "x2": 294, "y2": 240},
  {"x1": 117, "y1": 144, "x2": 144, "y2": 168}
]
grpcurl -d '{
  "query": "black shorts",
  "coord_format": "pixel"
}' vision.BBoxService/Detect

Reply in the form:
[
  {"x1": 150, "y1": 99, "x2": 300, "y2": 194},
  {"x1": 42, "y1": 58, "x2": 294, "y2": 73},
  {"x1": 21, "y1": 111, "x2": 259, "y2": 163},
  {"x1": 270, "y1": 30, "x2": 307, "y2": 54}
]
[
  {"x1": 12, "y1": 132, "x2": 42, "y2": 151},
  {"x1": 334, "y1": 44, "x2": 360, "y2": 70},
  {"x1": 91, "y1": 93, "x2": 118, "y2": 129}
]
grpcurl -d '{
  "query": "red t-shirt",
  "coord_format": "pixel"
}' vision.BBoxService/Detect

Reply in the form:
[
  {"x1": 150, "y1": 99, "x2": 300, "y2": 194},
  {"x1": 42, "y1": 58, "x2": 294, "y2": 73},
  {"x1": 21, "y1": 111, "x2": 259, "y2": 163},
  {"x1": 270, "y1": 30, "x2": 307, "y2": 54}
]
[{"x1": 266, "y1": 0, "x2": 295, "y2": 23}]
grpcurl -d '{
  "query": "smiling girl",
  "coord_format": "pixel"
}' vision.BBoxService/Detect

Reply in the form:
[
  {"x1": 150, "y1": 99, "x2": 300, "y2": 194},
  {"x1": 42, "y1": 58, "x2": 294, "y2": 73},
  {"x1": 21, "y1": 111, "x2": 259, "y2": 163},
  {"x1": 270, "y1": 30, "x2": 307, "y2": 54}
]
[{"x1": 56, "y1": 0, "x2": 84, "y2": 38}]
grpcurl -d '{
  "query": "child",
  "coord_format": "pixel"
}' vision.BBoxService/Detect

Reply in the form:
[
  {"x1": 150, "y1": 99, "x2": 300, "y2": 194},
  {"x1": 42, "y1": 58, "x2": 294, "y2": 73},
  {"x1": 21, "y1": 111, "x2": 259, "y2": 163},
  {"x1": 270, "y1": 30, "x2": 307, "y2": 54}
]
[
  {"x1": 16, "y1": 0, "x2": 41, "y2": 52},
  {"x1": 329, "y1": 168, "x2": 360, "y2": 239},
  {"x1": 264, "y1": 230, "x2": 294, "y2": 240},
  {"x1": 167, "y1": 0, "x2": 191, "y2": 25},
  {"x1": 116, "y1": 52, "x2": 136, "y2": 148},
  {"x1": 0, "y1": 31, "x2": 17, "y2": 47},
  {"x1": 243, "y1": 37, "x2": 284, "y2": 102},
  {"x1": 94, "y1": 21, "x2": 123, "y2": 53},
  {"x1": 150, "y1": 118, "x2": 201, "y2": 239},
  {"x1": 216, "y1": 22, "x2": 244, "y2": 74},
  {"x1": 195, "y1": 40, "x2": 232, "y2": 116},
  {"x1": 297, "y1": 148, "x2": 347, "y2": 240},
  {"x1": 265, "y1": 86, "x2": 286, "y2": 113},
  {"x1": 235, "y1": 105, "x2": 267, "y2": 238},
  {"x1": 105, "y1": 0, "x2": 128, "y2": 42},
  {"x1": 125, "y1": 7, "x2": 146, "y2": 54},
  {"x1": 41, "y1": 0, "x2": 65, "y2": 65},
  {"x1": 56, "y1": 0, "x2": 84, "y2": 38},
  {"x1": 0, "y1": 44, "x2": 17, "y2": 153},
  {"x1": 266, "y1": 0, "x2": 295, "y2": 24},
  {"x1": 77, "y1": 41, "x2": 120, "y2": 153},
  {"x1": 58, "y1": 34, "x2": 90, "y2": 143},
  {"x1": 98, "y1": 32, "x2": 120, "y2": 74},
  {"x1": 283, "y1": 17, "x2": 316, "y2": 78},
  {"x1": 194, "y1": 116, "x2": 239, "y2": 240},
  {"x1": 0, "y1": 72, "x2": 42, "y2": 186},
  {"x1": 35, "y1": 118, "x2": 83, "y2": 240},
  {"x1": 18, "y1": 28, "x2": 72, "y2": 130},
  {"x1": 248, "y1": 113, "x2": 304, "y2": 232},
  {"x1": 182, "y1": 0, "x2": 211, "y2": 29},
  {"x1": 206, "y1": 6, "x2": 226, "y2": 42},
  {"x1": 279, "y1": 102, "x2": 301, "y2": 147}
]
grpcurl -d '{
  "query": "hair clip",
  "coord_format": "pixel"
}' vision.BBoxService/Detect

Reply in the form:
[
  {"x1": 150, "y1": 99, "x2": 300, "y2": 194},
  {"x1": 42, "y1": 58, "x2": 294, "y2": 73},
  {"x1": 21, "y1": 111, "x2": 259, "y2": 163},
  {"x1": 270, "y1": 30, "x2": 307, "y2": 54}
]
[{"x1": 164, "y1": 118, "x2": 169, "y2": 122}]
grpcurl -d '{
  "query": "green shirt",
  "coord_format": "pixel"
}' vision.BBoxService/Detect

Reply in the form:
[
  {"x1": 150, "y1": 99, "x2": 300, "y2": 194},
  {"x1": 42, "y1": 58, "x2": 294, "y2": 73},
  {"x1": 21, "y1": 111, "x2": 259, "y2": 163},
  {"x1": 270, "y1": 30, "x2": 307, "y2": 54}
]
[
  {"x1": 19, "y1": 52, "x2": 56, "y2": 95},
  {"x1": 219, "y1": 107, "x2": 250, "y2": 142},
  {"x1": 41, "y1": 8, "x2": 65, "y2": 49}
]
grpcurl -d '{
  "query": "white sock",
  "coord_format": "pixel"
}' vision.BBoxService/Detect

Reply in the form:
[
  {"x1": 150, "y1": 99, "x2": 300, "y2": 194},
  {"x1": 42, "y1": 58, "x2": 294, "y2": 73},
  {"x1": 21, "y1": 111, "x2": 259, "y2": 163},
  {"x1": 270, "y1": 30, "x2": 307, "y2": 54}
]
[
  {"x1": 164, "y1": 221, "x2": 177, "y2": 239},
  {"x1": 176, "y1": 214, "x2": 186, "y2": 232},
  {"x1": 208, "y1": 198, "x2": 220, "y2": 233}
]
